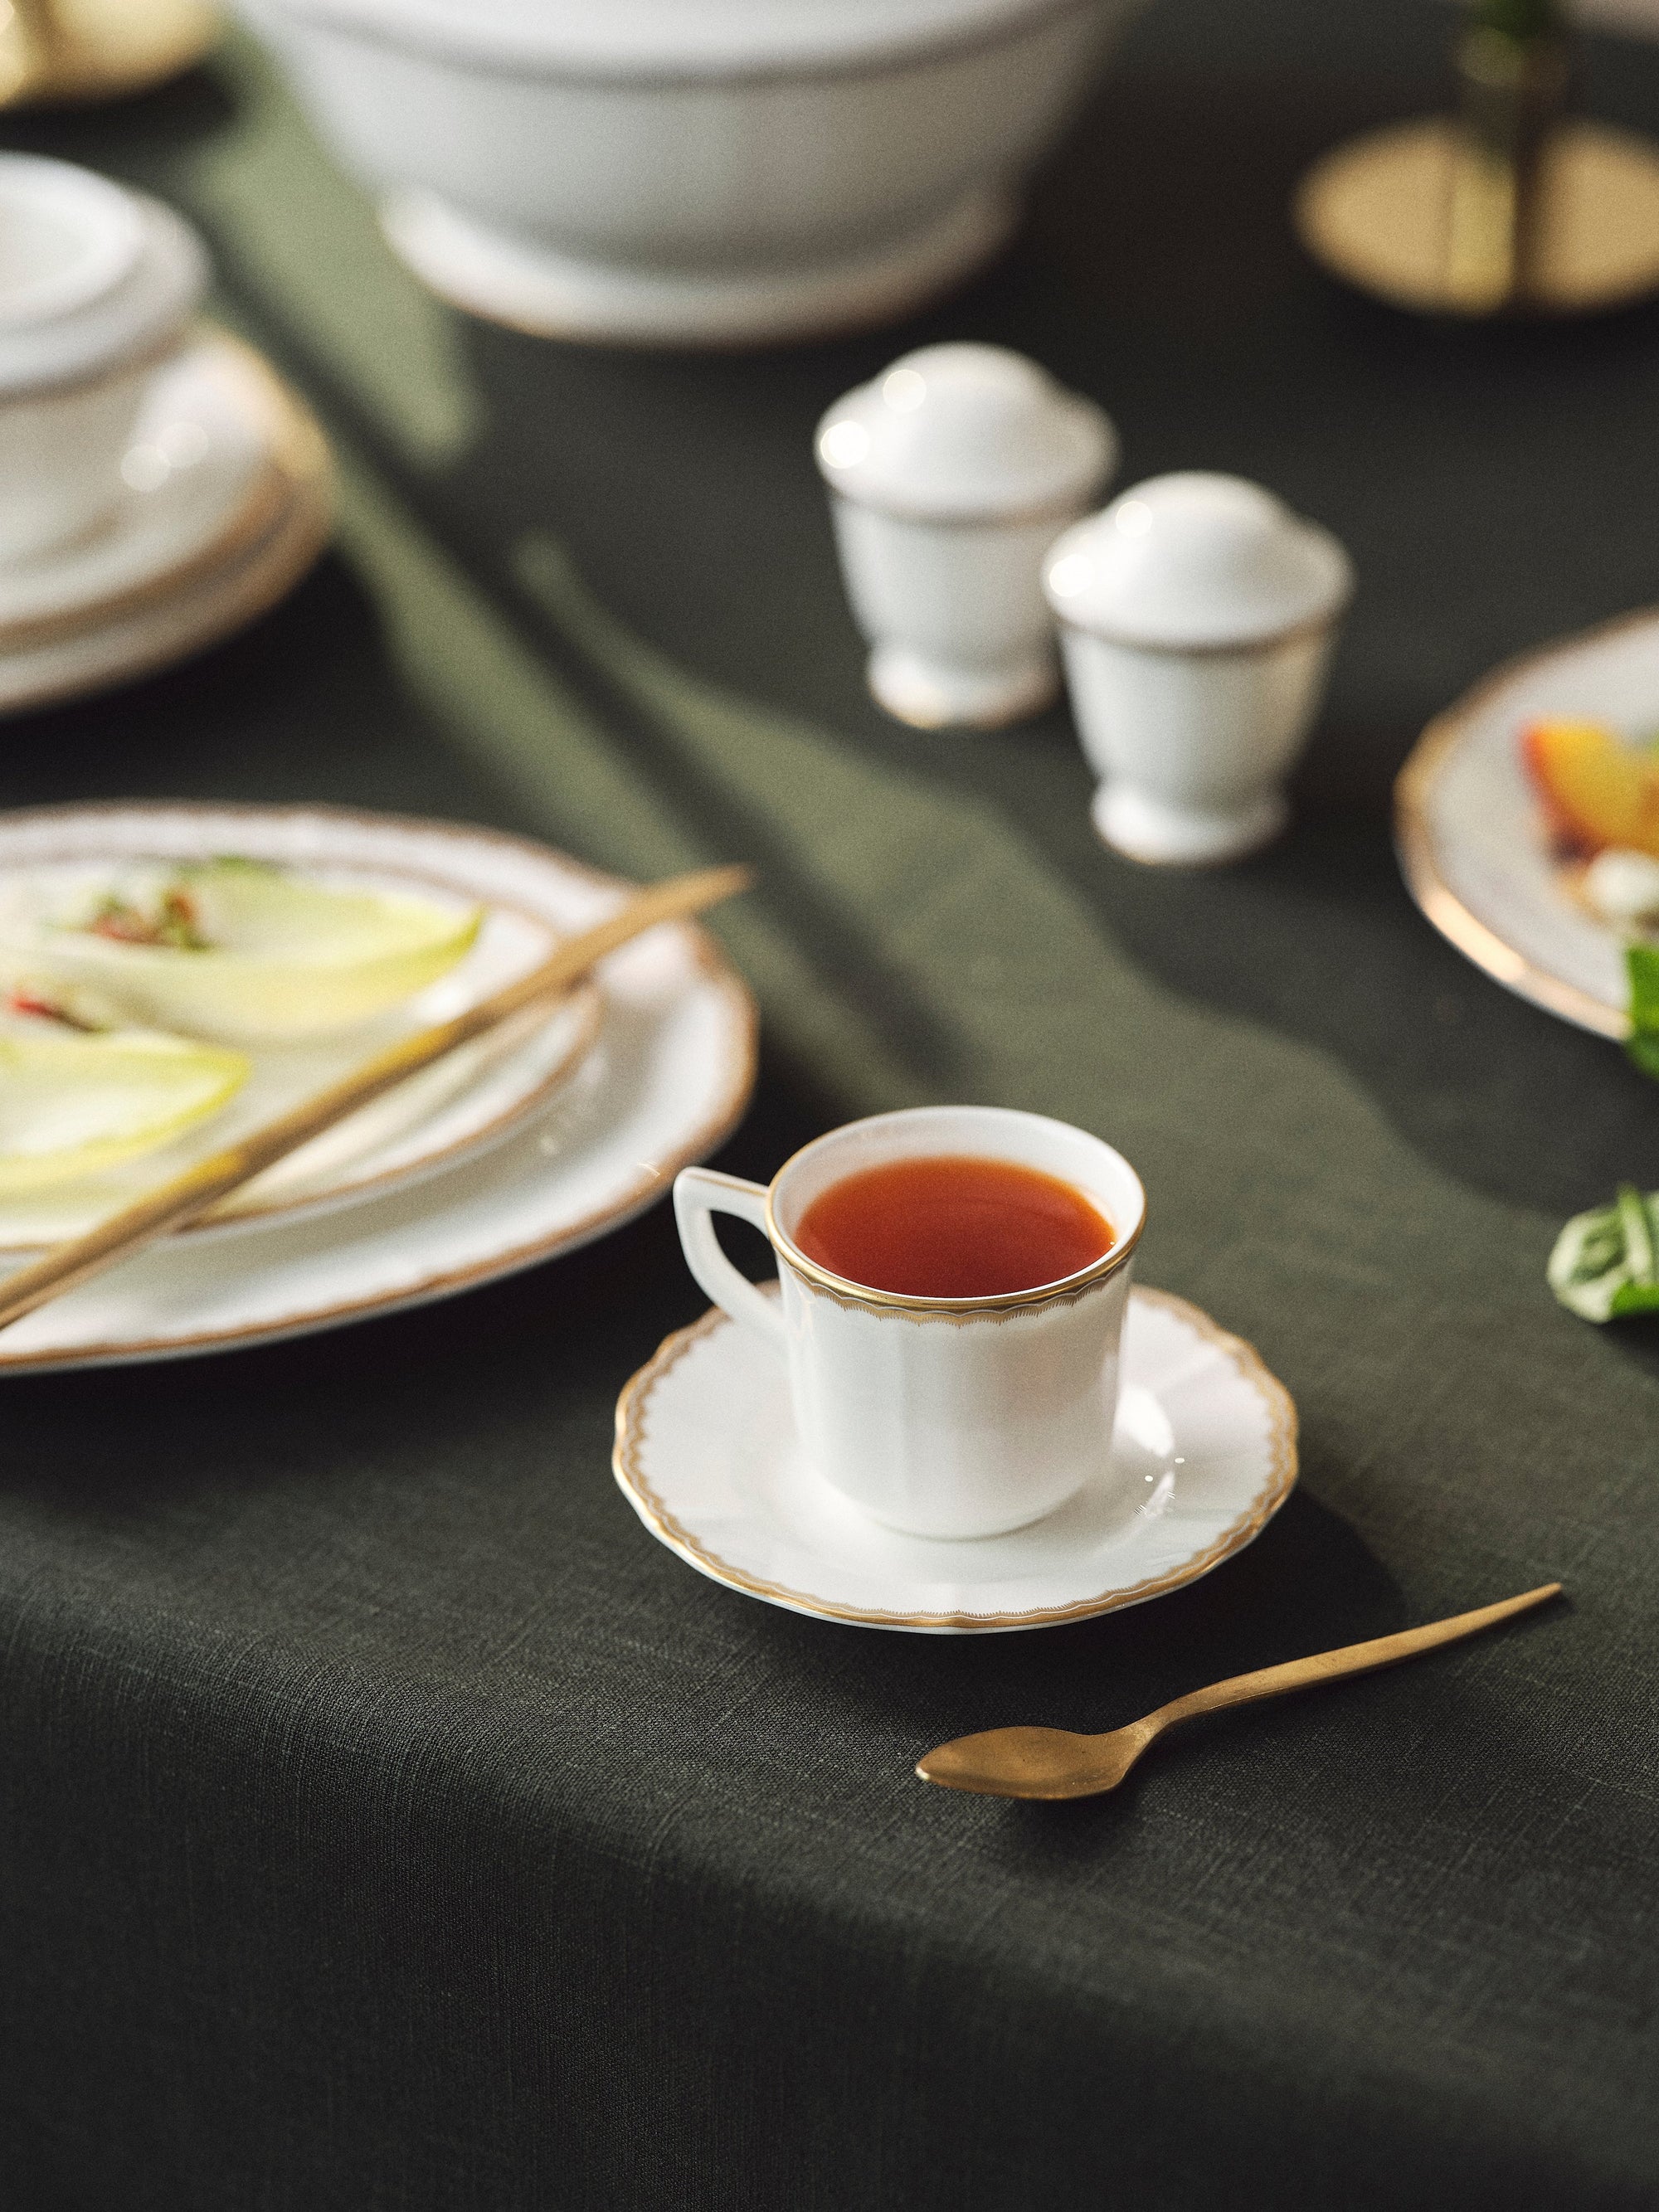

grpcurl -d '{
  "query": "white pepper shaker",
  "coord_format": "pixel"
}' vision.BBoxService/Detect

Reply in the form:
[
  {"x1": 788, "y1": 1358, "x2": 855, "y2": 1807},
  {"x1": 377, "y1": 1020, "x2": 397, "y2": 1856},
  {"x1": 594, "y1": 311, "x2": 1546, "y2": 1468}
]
[
  {"x1": 1044, "y1": 473, "x2": 1354, "y2": 865},
  {"x1": 815, "y1": 343, "x2": 1117, "y2": 729}
]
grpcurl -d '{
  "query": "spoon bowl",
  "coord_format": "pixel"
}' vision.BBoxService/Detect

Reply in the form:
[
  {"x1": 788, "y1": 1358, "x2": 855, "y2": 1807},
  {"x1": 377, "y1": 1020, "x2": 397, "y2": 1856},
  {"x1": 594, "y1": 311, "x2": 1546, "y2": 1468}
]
[{"x1": 919, "y1": 1722, "x2": 1153, "y2": 1799}]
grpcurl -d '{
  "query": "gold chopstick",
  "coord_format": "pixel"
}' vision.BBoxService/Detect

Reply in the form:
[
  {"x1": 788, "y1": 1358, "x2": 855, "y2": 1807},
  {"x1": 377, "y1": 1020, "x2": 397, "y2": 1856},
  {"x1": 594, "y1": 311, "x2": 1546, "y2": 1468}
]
[{"x1": 0, "y1": 861, "x2": 752, "y2": 1333}]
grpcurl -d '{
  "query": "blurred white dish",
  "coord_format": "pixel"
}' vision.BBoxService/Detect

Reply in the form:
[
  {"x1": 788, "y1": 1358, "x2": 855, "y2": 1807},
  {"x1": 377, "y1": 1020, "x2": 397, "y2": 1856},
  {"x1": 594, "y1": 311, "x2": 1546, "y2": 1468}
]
[
  {"x1": 1395, "y1": 609, "x2": 1659, "y2": 1038},
  {"x1": 614, "y1": 1286, "x2": 1297, "y2": 1634},
  {"x1": 236, "y1": 0, "x2": 1142, "y2": 345},
  {"x1": 0, "y1": 155, "x2": 207, "y2": 563},
  {"x1": 0, "y1": 809, "x2": 757, "y2": 1371},
  {"x1": 0, "y1": 332, "x2": 331, "y2": 717},
  {"x1": 0, "y1": 335, "x2": 294, "y2": 639}
]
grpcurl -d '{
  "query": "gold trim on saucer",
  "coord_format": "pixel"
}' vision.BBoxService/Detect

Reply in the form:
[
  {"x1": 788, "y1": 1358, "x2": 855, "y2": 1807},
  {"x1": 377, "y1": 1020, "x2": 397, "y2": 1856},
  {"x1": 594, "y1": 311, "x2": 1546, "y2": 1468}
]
[
  {"x1": 612, "y1": 1286, "x2": 1300, "y2": 1632},
  {"x1": 1393, "y1": 604, "x2": 1659, "y2": 1040},
  {"x1": 0, "y1": 805, "x2": 760, "y2": 1370}
]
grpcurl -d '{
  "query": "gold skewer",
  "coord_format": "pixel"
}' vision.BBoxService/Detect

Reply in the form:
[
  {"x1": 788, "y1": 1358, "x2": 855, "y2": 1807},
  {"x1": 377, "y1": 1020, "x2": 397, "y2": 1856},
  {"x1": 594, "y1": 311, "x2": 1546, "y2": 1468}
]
[{"x1": 0, "y1": 862, "x2": 752, "y2": 1333}]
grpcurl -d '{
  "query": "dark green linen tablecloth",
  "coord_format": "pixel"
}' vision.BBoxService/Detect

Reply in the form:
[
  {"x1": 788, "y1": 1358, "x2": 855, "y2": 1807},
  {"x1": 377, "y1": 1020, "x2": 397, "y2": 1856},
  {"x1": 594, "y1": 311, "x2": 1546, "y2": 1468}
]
[{"x1": 2, "y1": 2, "x2": 1657, "y2": 2205}]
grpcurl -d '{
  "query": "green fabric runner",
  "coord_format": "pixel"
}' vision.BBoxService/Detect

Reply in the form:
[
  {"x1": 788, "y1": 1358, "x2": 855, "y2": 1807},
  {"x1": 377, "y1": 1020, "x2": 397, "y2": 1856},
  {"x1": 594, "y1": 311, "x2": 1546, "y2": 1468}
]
[{"x1": 1, "y1": 5, "x2": 1657, "y2": 2206}]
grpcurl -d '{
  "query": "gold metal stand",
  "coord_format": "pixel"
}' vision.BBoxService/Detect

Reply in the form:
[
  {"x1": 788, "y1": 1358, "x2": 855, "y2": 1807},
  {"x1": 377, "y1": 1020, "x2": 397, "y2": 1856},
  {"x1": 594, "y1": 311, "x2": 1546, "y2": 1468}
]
[
  {"x1": 0, "y1": 0, "x2": 219, "y2": 107},
  {"x1": 1297, "y1": 119, "x2": 1659, "y2": 316},
  {"x1": 1295, "y1": 3, "x2": 1659, "y2": 317}
]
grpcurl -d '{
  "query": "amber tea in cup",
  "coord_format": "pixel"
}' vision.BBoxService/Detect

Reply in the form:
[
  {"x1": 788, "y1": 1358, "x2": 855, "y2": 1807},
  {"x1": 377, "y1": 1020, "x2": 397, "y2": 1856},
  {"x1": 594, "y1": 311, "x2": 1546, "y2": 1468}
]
[{"x1": 794, "y1": 1154, "x2": 1114, "y2": 1299}]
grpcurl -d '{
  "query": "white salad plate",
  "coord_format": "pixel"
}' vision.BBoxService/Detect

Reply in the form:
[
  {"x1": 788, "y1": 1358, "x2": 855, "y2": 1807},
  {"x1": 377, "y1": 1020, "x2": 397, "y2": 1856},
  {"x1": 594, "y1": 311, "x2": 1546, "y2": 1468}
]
[
  {"x1": 0, "y1": 805, "x2": 757, "y2": 1372},
  {"x1": 614, "y1": 1286, "x2": 1297, "y2": 1633},
  {"x1": 0, "y1": 803, "x2": 616, "y2": 1247},
  {"x1": 1395, "y1": 607, "x2": 1659, "y2": 1039},
  {"x1": 0, "y1": 332, "x2": 331, "y2": 718}
]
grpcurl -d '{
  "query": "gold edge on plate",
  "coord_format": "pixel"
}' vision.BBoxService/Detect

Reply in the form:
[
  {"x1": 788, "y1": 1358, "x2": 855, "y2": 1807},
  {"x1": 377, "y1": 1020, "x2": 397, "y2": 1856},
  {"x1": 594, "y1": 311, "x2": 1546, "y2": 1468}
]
[
  {"x1": 611, "y1": 1286, "x2": 1301, "y2": 1632},
  {"x1": 0, "y1": 460, "x2": 333, "y2": 722},
  {"x1": 0, "y1": 811, "x2": 761, "y2": 1368},
  {"x1": 1394, "y1": 607, "x2": 1659, "y2": 1041}
]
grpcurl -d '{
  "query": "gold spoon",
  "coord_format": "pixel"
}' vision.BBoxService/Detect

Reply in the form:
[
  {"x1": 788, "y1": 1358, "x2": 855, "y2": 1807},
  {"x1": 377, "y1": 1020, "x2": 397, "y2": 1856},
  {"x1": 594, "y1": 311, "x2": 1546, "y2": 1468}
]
[
  {"x1": 0, "y1": 861, "x2": 751, "y2": 1334},
  {"x1": 917, "y1": 1581, "x2": 1563, "y2": 1801}
]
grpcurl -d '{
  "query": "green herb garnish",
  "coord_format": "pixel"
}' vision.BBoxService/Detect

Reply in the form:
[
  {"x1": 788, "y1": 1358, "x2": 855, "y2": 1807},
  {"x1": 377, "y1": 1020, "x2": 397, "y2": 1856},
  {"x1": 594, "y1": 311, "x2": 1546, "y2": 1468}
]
[
  {"x1": 1628, "y1": 943, "x2": 1659, "y2": 1082},
  {"x1": 1548, "y1": 1184, "x2": 1659, "y2": 1322},
  {"x1": 85, "y1": 886, "x2": 210, "y2": 951}
]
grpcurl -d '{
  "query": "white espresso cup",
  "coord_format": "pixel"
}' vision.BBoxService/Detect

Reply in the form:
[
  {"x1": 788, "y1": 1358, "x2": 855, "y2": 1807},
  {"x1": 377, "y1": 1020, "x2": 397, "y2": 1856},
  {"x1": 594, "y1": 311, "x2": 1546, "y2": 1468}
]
[{"x1": 673, "y1": 1105, "x2": 1146, "y2": 1540}]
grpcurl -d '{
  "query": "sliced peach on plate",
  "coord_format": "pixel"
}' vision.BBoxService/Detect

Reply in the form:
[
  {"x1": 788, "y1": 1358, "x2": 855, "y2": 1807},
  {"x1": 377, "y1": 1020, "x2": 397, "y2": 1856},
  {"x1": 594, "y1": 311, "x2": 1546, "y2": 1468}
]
[{"x1": 1522, "y1": 719, "x2": 1659, "y2": 859}]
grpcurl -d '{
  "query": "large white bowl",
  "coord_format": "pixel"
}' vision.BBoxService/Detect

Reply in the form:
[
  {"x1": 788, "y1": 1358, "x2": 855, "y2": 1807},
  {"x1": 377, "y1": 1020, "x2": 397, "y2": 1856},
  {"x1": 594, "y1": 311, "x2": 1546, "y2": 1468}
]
[{"x1": 236, "y1": 0, "x2": 1141, "y2": 345}]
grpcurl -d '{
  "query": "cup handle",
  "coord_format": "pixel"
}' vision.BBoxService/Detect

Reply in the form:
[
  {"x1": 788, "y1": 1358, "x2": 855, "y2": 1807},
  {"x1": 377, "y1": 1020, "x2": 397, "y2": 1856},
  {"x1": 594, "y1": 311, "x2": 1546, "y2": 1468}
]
[{"x1": 673, "y1": 1168, "x2": 788, "y2": 1350}]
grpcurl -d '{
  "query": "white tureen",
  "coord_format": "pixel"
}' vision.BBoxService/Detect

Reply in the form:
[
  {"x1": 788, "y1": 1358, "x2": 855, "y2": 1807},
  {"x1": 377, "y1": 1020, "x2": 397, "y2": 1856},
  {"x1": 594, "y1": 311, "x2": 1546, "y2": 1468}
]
[{"x1": 235, "y1": 0, "x2": 1144, "y2": 346}]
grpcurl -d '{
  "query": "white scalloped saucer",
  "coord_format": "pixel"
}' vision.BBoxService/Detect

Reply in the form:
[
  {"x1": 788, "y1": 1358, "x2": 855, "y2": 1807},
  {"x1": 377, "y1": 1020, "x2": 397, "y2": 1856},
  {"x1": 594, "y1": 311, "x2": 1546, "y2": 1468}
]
[{"x1": 614, "y1": 1286, "x2": 1298, "y2": 1634}]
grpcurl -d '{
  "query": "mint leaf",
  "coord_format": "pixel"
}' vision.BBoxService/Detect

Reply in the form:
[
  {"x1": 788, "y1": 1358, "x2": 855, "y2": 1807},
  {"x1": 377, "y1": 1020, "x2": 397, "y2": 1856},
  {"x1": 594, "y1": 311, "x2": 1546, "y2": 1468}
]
[{"x1": 1550, "y1": 1185, "x2": 1659, "y2": 1322}]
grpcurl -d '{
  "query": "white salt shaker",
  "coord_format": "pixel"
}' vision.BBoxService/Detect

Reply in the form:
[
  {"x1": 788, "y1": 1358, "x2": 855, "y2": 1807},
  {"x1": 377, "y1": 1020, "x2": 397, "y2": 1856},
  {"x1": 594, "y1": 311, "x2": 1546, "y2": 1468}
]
[
  {"x1": 815, "y1": 343, "x2": 1117, "y2": 729},
  {"x1": 1044, "y1": 473, "x2": 1353, "y2": 864}
]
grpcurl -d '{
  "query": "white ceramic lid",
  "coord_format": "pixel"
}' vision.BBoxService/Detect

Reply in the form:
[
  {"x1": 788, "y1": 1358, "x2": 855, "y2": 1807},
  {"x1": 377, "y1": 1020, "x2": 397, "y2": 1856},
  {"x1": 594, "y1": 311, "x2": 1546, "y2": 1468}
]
[
  {"x1": 0, "y1": 157, "x2": 207, "y2": 400},
  {"x1": 815, "y1": 343, "x2": 1117, "y2": 523},
  {"x1": 241, "y1": 0, "x2": 1092, "y2": 75},
  {"x1": 1043, "y1": 472, "x2": 1353, "y2": 649}
]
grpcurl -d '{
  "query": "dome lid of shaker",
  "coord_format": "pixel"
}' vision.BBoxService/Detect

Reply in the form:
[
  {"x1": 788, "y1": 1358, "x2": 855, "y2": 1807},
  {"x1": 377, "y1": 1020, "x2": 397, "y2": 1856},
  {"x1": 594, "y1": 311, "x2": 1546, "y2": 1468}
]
[
  {"x1": 1043, "y1": 472, "x2": 1353, "y2": 650},
  {"x1": 815, "y1": 343, "x2": 1117, "y2": 523}
]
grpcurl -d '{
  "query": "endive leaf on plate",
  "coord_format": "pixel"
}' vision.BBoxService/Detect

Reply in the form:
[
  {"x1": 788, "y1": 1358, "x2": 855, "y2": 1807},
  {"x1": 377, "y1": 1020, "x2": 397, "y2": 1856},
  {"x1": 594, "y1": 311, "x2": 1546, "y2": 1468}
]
[
  {"x1": 0, "y1": 860, "x2": 483, "y2": 1043},
  {"x1": 0, "y1": 1025, "x2": 249, "y2": 1194},
  {"x1": 1547, "y1": 1184, "x2": 1659, "y2": 1323}
]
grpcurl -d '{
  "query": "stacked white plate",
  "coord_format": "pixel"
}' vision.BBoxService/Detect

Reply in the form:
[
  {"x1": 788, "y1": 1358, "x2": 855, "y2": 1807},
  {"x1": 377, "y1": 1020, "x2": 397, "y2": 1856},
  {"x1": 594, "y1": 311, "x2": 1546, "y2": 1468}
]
[
  {"x1": 0, "y1": 154, "x2": 330, "y2": 716},
  {"x1": 0, "y1": 802, "x2": 757, "y2": 1372}
]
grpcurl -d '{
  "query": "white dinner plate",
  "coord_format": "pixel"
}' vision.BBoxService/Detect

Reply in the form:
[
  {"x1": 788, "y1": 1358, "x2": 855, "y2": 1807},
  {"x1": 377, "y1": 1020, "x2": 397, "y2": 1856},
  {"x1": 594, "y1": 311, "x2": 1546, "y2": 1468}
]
[
  {"x1": 0, "y1": 805, "x2": 613, "y2": 1247},
  {"x1": 614, "y1": 1286, "x2": 1298, "y2": 1634},
  {"x1": 0, "y1": 805, "x2": 757, "y2": 1372},
  {"x1": 1394, "y1": 607, "x2": 1659, "y2": 1038}
]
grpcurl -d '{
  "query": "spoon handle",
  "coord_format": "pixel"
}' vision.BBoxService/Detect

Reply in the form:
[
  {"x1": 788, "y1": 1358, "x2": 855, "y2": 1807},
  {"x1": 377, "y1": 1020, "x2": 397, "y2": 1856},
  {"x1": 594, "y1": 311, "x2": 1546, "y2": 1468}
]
[{"x1": 1145, "y1": 1582, "x2": 1563, "y2": 1738}]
